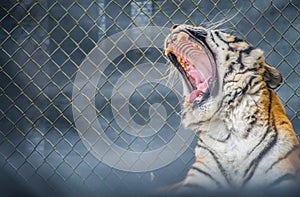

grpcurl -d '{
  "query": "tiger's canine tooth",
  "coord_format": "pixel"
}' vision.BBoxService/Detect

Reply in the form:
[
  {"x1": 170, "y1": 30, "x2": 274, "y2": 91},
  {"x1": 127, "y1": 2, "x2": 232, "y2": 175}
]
[
  {"x1": 198, "y1": 45, "x2": 203, "y2": 51},
  {"x1": 165, "y1": 48, "x2": 173, "y2": 56},
  {"x1": 177, "y1": 56, "x2": 187, "y2": 71}
]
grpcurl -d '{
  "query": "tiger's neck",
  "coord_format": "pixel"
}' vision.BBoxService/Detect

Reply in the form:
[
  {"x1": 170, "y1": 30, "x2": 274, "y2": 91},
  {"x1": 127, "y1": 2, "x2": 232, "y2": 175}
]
[
  {"x1": 193, "y1": 86, "x2": 299, "y2": 187},
  {"x1": 220, "y1": 85, "x2": 296, "y2": 141},
  {"x1": 201, "y1": 85, "x2": 270, "y2": 141}
]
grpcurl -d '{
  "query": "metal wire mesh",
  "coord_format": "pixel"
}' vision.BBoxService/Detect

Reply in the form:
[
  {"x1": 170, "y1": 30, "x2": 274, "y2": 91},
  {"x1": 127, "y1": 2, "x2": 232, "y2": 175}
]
[{"x1": 0, "y1": 0, "x2": 299, "y2": 196}]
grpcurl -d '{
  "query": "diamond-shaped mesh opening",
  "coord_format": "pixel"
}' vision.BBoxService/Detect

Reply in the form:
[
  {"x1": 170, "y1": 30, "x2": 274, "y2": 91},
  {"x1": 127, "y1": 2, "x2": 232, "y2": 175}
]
[{"x1": 0, "y1": 0, "x2": 299, "y2": 196}]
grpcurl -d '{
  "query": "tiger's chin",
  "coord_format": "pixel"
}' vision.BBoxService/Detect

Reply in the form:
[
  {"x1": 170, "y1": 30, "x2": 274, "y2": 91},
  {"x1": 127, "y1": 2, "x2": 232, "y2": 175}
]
[{"x1": 181, "y1": 96, "x2": 222, "y2": 131}]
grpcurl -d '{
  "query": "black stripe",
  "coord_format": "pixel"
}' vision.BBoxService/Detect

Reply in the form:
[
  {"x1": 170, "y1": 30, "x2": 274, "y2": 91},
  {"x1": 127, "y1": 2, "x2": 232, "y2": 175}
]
[
  {"x1": 211, "y1": 34, "x2": 220, "y2": 47},
  {"x1": 265, "y1": 146, "x2": 300, "y2": 173},
  {"x1": 235, "y1": 67, "x2": 259, "y2": 76},
  {"x1": 233, "y1": 37, "x2": 244, "y2": 43},
  {"x1": 237, "y1": 47, "x2": 255, "y2": 70},
  {"x1": 214, "y1": 31, "x2": 222, "y2": 42},
  {"x1": 187, "y1": 120, "x2": 205, "y2": 128},
  {"x1": 215, "y1": 31, "x2": 245, "y2": 44},
  {"x1": 224, "y1": 62, "x2": 235, "y2": 79},
  {"x1": 243, "y1": 113, "x2": 278, "y2": 185},
  {"x1": 243, "y1": 128, "x2": 277, "y2": 184},
  {"x1": 243, "y1": 90, "x2": 279, "y2": 184},
  {"x1": 211, "y1": 33, "x2": 219, "y2": 47},
  {"x1": 194, "y1": 159, "x2": 211, "y2": 170},
  {"x1": 227, "y1": 75, "x2": 257, "y2": 105},
  {"x1": 244, "y1": 113, "x2": 259, "y2": 138},
  {"x1": 270, "y1": 173, "x2": 296, "y2": 187},
  {"x1": 227, "y1": 90, "x2": 240, "y2": 105},
  {"x1": 242, "y1": 46, "x2": 255, "y2": 55},
  {"x1": 241, "y1": 76, "x2": 256, "y2": 95},
  {"x1": 191, "y1": 166, "x2": 222, "y2": 187},
  {"x1": 214, "y1": 32, "x2": 235, "y2": 52},
  {"x1": 224, "y1": 80, "x2": 239, "y2": 84},
  {"x1": 223, "y1": 50, "x2": 261, "y2": 88},
  {"x1": 182, "y1": 111, "x2": 187, "y2": 120},
  {"x1": 214, "y1": 31, "x2": 226, "y2": 44},
  {"x1": 228, "y1": 46, "x2": 235, "y2": 52},
  {"x1": 225, "y1": 54, "x2": 230, "y2": 61},
  {"x1": 248, "y1": 89, "x2": 273, "y2": 155},
  {"x1": 278, "y1": 120, "x2": 290, "y2": 126},
  {"x1": 197, "y1": 143, "x2": 230, "y2": 184},
  {"x1": 198, "y1": 137, "x2": 204, "y2": 143},
  {"x1": 223, "y1": 67, "x2": 260, "y2": 92},
  {"x1": 267, "y1": 90, "x2": 273, "y2": 120},
  {"x1": 248, "y1": 114, "x2": 258, "y2": 125},
  {"x1": 237, "y1": 51, "x2": 245, "y2": 70},
  {"x1": 248, "y1": 80, "x2": 263, "y2": 95}
]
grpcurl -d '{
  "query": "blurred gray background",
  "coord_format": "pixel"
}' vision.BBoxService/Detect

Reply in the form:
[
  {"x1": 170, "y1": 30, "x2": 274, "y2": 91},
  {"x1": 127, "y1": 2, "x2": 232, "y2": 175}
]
[{"x1": 0, "y1": 0, "x2": 299, "y2": 196}]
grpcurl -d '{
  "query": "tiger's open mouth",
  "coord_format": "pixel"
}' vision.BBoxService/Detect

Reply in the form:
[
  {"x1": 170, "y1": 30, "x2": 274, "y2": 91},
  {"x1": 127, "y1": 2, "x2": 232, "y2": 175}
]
[{"x1": 165, "y1": 29, "x2": 217, "y2": 104}]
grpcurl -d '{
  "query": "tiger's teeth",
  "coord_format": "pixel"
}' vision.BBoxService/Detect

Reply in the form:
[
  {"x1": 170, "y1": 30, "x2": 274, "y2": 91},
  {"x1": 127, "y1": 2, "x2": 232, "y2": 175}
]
[
  {"x1": 177, "y1": 56, "x2": 187, "y2": 71},
  {"x1": 192, "y1": 43, "x2": 203, "y2": 51},
  {"x1": 165, "y1": 48, "x2": 173, "y2": 56},
  {"x1": 198, "y1": 45, "x2": 203, "y2": 51}
]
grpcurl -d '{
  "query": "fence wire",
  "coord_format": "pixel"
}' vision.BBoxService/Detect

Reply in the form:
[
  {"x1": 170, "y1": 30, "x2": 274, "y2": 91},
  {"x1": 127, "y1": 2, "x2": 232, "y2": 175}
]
[{"x1": 0, "y1": 0, "x2": 299, "y2": 196}]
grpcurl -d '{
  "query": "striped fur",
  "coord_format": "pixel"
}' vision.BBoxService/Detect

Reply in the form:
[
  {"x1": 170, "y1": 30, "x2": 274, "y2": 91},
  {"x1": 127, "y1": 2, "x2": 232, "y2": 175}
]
[{"x1": 165, "y1": 25, "x2": 300, "y2": 194}]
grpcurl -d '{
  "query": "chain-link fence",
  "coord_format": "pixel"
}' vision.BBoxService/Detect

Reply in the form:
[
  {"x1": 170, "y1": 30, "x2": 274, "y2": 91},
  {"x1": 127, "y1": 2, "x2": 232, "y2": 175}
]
[{"x1": 0, "y1": 0, "x2": 299, "y2": 196}]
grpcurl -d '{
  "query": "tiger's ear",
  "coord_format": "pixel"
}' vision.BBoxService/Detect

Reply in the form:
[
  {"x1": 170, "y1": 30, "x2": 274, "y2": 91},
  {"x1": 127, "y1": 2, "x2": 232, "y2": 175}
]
[{"x1": 263, "y1": 64, "x2": 282, "y2": 89}]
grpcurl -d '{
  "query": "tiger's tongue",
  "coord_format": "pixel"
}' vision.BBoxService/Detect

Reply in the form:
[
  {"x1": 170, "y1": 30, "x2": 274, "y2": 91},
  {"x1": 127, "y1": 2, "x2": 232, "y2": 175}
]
[
  {"x1": 186, "y1": 83, "x2": 209, "y2": 103},
  {"x1": 185, "y1": 54, "x2": 212, "y2": 103},
  {"x1": 187, "y1": 90, "x2": 203, "y2": 103}
]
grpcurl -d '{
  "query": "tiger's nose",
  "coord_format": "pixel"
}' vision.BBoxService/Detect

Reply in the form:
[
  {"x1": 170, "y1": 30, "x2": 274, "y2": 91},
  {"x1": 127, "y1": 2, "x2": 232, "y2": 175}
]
[{"x1": 170, "y1": 24, "x2": 180, "y2": 32}]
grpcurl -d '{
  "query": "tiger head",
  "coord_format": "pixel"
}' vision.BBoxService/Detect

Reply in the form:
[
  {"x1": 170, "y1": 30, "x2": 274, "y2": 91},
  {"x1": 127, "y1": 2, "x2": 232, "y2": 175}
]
[{"x1": 165, "y1": 24, "x2": 282, "y2": 130}]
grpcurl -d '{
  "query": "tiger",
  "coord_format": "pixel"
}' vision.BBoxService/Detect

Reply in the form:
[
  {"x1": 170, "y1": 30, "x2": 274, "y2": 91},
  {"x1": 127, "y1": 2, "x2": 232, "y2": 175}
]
[{"x1": 164, "y1": 24, "x2": 300, "y2": 195}]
